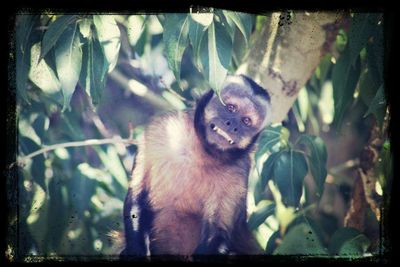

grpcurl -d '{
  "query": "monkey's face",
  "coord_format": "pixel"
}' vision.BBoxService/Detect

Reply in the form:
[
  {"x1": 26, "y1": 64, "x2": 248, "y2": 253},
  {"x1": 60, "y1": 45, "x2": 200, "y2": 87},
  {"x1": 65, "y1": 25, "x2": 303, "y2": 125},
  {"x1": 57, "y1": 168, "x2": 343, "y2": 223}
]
[{"x1": 203, "y1": 83, "x2": 269, "y2": 151}]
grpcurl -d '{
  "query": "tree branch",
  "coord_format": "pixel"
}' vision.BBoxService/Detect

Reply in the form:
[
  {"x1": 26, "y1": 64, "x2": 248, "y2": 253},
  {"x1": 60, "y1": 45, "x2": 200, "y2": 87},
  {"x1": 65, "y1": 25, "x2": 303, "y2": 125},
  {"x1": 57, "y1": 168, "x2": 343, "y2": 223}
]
[
  {"x1": 344, "y1": 122, "x2": 384, "y2": 229},
  {"x1": 239, "y1": 11, "x2": 344, "y2": 123},
  {"x1": 11, "y1": 137, "x2": 137, "y2": 168},
  {"x1": 109, "y1": 69, "x2": 175, "y2": 111}
]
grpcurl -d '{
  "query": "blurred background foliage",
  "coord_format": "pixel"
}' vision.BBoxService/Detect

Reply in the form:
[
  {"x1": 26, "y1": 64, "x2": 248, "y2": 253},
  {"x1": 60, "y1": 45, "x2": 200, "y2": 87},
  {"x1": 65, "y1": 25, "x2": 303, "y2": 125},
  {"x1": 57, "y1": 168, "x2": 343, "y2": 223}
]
[{"x1": 9, "y1": 11, "x2": 390, "y2": 260}]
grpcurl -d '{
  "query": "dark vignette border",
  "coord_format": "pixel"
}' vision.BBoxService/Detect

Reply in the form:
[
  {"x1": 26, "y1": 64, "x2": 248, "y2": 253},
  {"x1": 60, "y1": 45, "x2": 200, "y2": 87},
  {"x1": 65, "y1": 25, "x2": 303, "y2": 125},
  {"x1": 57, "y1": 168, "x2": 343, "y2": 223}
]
[{"x1": 3, "y1": 0, "x2": 398, "y2": 266}]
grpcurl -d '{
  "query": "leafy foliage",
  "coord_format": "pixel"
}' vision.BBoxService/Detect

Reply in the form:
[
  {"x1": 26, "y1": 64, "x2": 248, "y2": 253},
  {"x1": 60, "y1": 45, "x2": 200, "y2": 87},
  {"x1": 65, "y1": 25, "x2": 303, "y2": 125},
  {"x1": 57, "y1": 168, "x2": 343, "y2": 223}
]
[
  {"x1": 93, "y1": 15, "x2": 121, "y2": 74},
  {"x1": 255, "y1": 125, "x2": 283, "y2": 161},
  {"x1": 296, "y1": 135, "x2": 327, "y2": 198},
  {"x1": 273, "y1": 150, "x2": 308, "y2": 207},
  {"x1": 332, "y1": 50, "x2": 361, "y2": 128},
  {"x1": 40, "y1": 15, "x2": 79, "y2": 60},
  {"x1": 248, "y1": 200, "x2": 275, "y2": 231},
  {"x1": 160, "y1": 10, "x2": 254, "y2": 93},
  {"x1": 55, "y1": 23, "x2": 83, "y2": 111},
  {"x1": 328, "y1": 227, "x2": 371, "y2": 256},
  {"x1": 16, "y1": 15, "x2": 36, "y2": 104},
  {"x1": 332, "y1": 13, "x2": 384, "y2": 129},
  {"x1": 162, "y1": 14, "x2": 190, "y2": 86},
  {"x1": 273, "y1": 223, "x2": 328, "y2": 255}
]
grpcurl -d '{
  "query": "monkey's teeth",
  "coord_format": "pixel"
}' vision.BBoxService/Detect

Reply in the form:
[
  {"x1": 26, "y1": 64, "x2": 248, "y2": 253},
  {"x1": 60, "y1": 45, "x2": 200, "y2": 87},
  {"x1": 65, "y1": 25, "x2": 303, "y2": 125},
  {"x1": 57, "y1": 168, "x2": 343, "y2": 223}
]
[{"x1": 213, "y1": 126, "x2": 234, "y2": 145}]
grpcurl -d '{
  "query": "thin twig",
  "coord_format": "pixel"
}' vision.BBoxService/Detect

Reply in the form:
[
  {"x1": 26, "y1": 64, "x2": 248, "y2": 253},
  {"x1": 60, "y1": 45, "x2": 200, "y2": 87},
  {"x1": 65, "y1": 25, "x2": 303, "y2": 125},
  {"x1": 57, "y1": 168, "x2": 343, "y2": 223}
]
[{"x1": 10, "y1": 137, "x2": 137, "y2": 169}]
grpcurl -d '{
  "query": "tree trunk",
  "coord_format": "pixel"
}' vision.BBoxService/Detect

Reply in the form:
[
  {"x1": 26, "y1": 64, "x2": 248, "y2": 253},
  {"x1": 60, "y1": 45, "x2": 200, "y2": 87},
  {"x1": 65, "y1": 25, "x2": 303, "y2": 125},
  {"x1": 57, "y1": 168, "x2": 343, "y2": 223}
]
[{"x1": 238, "y1": 11, "x2": 344, "y2": 123}]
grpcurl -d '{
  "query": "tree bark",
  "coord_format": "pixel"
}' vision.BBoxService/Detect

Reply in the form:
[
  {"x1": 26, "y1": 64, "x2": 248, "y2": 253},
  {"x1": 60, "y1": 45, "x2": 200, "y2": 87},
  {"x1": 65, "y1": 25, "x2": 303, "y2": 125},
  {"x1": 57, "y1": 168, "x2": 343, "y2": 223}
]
[
  {"x1": 238, "y1": 11, "x2": 344, "y2": 123},
  {"x1": 344, "y1": 122, "x2": 384, "y2": 230}
]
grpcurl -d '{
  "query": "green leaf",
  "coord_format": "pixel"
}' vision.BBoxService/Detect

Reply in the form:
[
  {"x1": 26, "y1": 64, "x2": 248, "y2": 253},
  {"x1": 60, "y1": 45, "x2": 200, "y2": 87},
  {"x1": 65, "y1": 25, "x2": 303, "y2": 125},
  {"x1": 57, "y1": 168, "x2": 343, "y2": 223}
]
[
  {"x1": 214, "y1": 9, "x2": 235, "y2": 39},
  {"x1": 273, "y1": 223, "x2": 328, "y2": 255},
  {"x1": 77, "y1": 163, "x2": 115, "y2": 196},
  {"x1": 55, "y1": 23, "x2": 83, "y2": 112},
  {"x1": 332, "y1": 49, "x2": 361, "y2": 129},
  {"x1": 127, "y1": 15, "x2": 148, "y2": 57},
  {"x1": 79, "y1": 17, "x2": 92, "y2": 39},
  {"x1": 189, "y1": 15, "x2": 208, "y2": 68},
  {"x1": 232, "y1": 27, "x2": 247, "y2": 68},
  {"x1": 335, "y1": 29, "x2": 347, "y2": 53},
  {"x1": 19, "y1": 136, "x2": 46, "y2": 191},
  {"x1": 46, "y1": 177, "x2": 71, "y2": 249},
  {"x1": 358, "y1": 61, "x2": 385, "y2": 128},
  {"x1": 190, "y1": 12, "x2": 213, "y2": 27},
  {"x1": 260, "y1": 151, "x2": 281, "y2": 190},
  {"x1": 318, "y1": 54, "x2": 333, "y2": 85},
  {"x1": 26, "y1": 182, "x2": 49, "y2": 252},
  {"x1": 222, "y1": 11, "x2": 253, "y2": 45},
  {"x1": 69, "y1": 168, "x2": 96, "y2": 218},
  {"x1": 40, "y1": 15, "x2": 79, "y2": 60},
  {"x1": 79, "y1": 38, "x2": 107, "y2": 105},
  {"x1": 265, "y1": 231, "x2": 280, "y2": 254},
  {"x1": 199, "y1": 20, "x2": 233, "y2": 93},
  {"x1": 367, "y1": 26, "x2": 384, "y2": 84},
  {"x1": 329, "y1": 227, "x2": 370, "y2": 256},
  {"x1": 297, "y1": 135, "x2": 327, "y2": 198},
  {"x1": 94, "y1": 146, "x2": 128, "y2": 190},
  {"x1": 163, "y1": 14, "x2": 190, "y2": 84},
  {"x1": 378, "y1": 140, "x2": 392, "y2": 190},
  {"x1": 93, "y1": 15, "x2": 121, "y2": 73},
  {"x1": 29, "y1": 42, "x2": 61, "y2": 94},
  {"x1": 364, "y1": 84, "x2": 386, "y2": 127},
  {"x1": 126, "y1": 15, "x2": 146, "y2": 46},
  {"x1": 348, "y1": 13, "x2": 380, "y2": 66},
  {"x1": 19, "y1": 116, "x2": 42, "y2": 146},
  {"x1": 133, "y1": 26, "x2": 148, "y2": 56},
  {"x1": 359, "y1": 68, "x2": 380, "y2": 106},
  {"x1": 90, "y1": 38, "x2": 108, "y2": 104},
  {"x1": 253, "y1": 179, "x2": 265, "y2": 205},
  {"x1": 248, "y1": 200, "x2": 275, "y2": 231},
  {"x1": 32, "y1": 114, "x2": 50, "y2": 143},
  {"x1": 273, "y1": 150, "x2": 308, "y2": 207},
  {"x1": 255, "y1": 15, "x2": 268, "y2": 33},
  {"x1": 16, "y1": 15, "x2": 35, "y2": 57},
  {"x1": 16, "y1": 15, "x2": 36, "y2": 104},
  {"x1": 255, "y1": 125, "x2": 283, "y2": 161}
]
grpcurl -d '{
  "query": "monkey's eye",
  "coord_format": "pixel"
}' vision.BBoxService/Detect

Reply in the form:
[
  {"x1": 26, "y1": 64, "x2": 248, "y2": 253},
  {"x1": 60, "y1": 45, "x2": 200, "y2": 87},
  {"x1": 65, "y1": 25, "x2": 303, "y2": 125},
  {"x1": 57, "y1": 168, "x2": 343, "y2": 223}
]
[
  {"x1": 227, "y1": 104, "x2": 237, "y2": 113},
  {"x1": 242, "y1": 117, "x2": 252, "y2": 126}
]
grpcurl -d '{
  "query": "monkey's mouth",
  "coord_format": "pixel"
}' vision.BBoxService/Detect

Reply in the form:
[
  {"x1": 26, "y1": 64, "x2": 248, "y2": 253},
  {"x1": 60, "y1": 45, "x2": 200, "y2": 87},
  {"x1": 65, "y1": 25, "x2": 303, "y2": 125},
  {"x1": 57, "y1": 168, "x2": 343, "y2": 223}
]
[{"x1": 210, "y1": 123, "x2": 235, "y2": 145}]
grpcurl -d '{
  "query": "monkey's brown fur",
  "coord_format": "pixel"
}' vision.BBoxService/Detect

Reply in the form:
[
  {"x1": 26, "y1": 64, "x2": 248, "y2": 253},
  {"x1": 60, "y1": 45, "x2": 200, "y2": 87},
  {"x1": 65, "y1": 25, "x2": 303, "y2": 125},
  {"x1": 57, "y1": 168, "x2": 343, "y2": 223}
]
[
  {"x1": 122, "y1": 75, "x2": 271, "y2": 256},
  {"x1": 129, "y1": 110, "x2": 260, "y2": 255}
]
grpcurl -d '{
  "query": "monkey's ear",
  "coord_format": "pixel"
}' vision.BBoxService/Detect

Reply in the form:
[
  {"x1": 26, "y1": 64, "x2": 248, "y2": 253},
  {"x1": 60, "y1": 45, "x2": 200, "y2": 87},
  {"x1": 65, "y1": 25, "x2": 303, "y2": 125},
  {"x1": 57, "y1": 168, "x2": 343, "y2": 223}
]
[
  {"x1": 194, "y1": 89, "x2": 214, "y2": 129},
  {"x1": 239, "y1": 75, "x2": 270, "y2": 102},
  {"x1": 196, "y1": 89, "x2": 214, "y2": 105}
]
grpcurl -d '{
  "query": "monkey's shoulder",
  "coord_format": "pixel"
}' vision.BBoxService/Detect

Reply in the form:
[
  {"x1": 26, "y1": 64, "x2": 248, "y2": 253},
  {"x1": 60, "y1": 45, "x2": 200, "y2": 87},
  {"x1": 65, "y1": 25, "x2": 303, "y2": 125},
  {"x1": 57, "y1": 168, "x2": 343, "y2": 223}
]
[{"x1": 143, "y1": 110, "x2": 198, "y2": 159}]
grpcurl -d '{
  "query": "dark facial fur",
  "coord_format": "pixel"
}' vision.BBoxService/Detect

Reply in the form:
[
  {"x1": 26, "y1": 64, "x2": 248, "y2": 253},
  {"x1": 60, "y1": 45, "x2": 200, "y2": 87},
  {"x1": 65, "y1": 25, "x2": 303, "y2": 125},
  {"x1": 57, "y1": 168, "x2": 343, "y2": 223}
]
[
  {"x1": 194, "y1": 76, "x2": 270, "y2": 163},
  {"x1": 194, "y1": 90, "x2": 258, "y2": 163}
]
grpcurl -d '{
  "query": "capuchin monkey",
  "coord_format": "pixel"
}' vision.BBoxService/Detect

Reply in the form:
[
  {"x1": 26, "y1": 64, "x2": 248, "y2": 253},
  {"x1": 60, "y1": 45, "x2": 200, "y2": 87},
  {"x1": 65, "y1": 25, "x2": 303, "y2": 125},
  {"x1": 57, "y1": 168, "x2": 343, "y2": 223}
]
[{"x1": 120, "y1": 75, "x2": 272, "y2": 257}]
